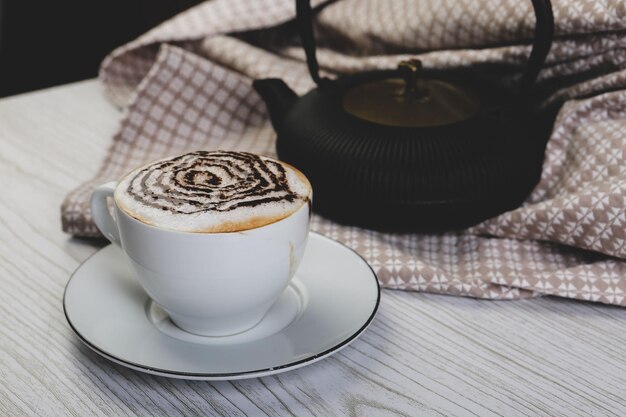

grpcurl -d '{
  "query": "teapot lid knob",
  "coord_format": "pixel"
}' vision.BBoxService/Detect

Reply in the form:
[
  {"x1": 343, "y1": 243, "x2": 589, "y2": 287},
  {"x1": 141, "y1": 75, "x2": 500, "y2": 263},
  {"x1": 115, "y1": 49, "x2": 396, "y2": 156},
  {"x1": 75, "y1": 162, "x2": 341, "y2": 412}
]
[{"x1": 397, "y1": 59, "x2": 428, "y2": 101}]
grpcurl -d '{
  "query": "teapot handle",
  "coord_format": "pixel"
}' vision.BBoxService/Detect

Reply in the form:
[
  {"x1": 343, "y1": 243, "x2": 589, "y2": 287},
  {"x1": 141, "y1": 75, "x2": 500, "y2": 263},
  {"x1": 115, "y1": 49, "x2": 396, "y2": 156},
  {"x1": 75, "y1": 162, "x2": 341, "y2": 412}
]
[
  {"x1": 295, "y1": 0, "x2": 554, "y2": 97},
  {"x1": 519, "y1": 0, "x2": 554, "y2": 100},
  {"x1": 296, "y1": 0, "x2": 327, "y2": 87}
]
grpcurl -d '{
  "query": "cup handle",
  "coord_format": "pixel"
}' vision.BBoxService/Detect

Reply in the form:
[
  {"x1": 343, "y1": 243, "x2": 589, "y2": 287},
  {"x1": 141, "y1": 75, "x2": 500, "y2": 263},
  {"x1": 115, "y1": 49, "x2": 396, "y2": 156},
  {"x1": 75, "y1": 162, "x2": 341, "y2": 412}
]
[{"x1": 90, "y1": 182, "x2": 121, "y2": 247}]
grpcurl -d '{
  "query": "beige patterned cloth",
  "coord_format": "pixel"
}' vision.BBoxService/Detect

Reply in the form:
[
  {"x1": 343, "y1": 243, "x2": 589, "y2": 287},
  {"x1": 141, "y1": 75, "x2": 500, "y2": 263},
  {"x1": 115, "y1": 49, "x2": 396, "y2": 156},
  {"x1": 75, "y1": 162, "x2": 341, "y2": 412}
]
[{"x1": 62, "y1": 0, "x2": 626, "y2": 306}]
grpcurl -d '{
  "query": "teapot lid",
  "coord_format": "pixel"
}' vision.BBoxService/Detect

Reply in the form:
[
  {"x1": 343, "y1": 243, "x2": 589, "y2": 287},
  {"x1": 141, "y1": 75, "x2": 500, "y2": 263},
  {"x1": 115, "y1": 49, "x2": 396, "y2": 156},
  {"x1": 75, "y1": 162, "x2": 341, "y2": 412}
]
[{"x1": 342, "y1": 59, "x2": 481, "y2": 127}]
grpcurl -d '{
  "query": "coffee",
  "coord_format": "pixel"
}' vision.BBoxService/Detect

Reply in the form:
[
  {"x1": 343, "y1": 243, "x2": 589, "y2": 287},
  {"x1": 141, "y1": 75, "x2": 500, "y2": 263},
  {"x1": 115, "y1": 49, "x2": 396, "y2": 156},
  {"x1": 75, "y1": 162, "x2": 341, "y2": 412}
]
[{"x1": 114, "y1": 151, "x2": 311, "y2": 233}]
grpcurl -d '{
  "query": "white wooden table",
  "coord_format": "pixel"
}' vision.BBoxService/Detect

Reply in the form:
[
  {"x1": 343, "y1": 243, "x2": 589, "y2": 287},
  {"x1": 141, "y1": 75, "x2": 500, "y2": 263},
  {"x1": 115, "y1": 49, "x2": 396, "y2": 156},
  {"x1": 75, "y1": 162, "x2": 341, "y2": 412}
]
[{"x1": 1, "y1": 80, "x2": 625, "y2": 417}]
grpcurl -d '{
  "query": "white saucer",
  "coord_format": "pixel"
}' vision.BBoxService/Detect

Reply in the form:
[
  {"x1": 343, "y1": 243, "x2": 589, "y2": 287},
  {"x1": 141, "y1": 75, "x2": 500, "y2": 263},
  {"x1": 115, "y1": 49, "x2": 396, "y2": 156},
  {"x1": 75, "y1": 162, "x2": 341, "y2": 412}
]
[{"x1": 63, "y1": 232, "x2": 380, "y2": 380}]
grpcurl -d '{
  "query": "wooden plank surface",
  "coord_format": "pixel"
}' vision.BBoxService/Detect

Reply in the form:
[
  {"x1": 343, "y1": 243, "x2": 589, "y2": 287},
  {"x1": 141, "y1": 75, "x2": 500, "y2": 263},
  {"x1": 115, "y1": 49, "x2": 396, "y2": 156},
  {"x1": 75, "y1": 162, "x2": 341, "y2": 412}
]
[{"x1": 1, "y1": 80, "x2": 625, "y2": 417}]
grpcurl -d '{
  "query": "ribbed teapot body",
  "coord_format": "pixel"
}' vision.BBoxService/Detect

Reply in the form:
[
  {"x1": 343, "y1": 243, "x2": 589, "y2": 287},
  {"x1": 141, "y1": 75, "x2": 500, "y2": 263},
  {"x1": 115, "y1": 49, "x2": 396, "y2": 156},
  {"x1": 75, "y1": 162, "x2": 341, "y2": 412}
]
[{"x1": 274, "y1": 71, "x2": 549, "y2": 231}]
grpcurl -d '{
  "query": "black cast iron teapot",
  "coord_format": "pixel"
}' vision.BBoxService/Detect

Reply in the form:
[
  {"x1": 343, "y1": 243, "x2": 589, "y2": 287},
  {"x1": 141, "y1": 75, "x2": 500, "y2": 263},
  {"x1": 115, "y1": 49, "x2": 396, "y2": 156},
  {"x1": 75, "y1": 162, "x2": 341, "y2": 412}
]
[{"x1": 254, "y1": 0, "x2": 554, "y2": 231}]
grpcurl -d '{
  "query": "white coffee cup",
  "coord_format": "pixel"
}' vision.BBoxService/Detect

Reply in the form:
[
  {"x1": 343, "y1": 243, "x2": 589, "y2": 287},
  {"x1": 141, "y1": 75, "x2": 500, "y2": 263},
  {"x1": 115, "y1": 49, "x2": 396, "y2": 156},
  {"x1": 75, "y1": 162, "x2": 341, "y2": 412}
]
[{"x1": 91, "y1": 181, "x2": 311, "y2": 336}]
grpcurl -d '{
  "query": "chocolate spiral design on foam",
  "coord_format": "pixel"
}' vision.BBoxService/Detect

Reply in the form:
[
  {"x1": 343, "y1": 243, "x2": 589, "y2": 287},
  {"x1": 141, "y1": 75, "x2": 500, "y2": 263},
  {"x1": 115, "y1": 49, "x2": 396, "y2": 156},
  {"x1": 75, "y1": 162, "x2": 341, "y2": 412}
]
[{"x1": 126, "y1": 151, "x2": 306, "y2": 214}]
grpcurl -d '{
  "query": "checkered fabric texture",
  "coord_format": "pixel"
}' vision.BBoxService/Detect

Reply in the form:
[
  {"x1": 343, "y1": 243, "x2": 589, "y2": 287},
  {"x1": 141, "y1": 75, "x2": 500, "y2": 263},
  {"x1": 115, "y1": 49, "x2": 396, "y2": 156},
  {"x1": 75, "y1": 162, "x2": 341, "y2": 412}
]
[{"x1": 62, "y1": 0, "x2": 626, "y2": 305}]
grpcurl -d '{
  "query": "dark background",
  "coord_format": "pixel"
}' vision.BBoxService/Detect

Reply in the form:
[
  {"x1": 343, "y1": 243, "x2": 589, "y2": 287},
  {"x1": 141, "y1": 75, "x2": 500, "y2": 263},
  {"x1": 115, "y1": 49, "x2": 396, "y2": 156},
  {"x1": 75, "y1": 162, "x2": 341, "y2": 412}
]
[{"x1": 0, "y1": 0, "x2": 200, "y2": 97}]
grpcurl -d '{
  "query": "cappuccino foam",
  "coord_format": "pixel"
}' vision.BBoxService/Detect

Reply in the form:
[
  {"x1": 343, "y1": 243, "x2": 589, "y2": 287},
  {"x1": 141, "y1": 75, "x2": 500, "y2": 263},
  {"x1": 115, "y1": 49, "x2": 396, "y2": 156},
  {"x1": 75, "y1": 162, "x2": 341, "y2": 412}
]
[{"x1": 114, "y1": 151, "x2": 311, "y2": 233}]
